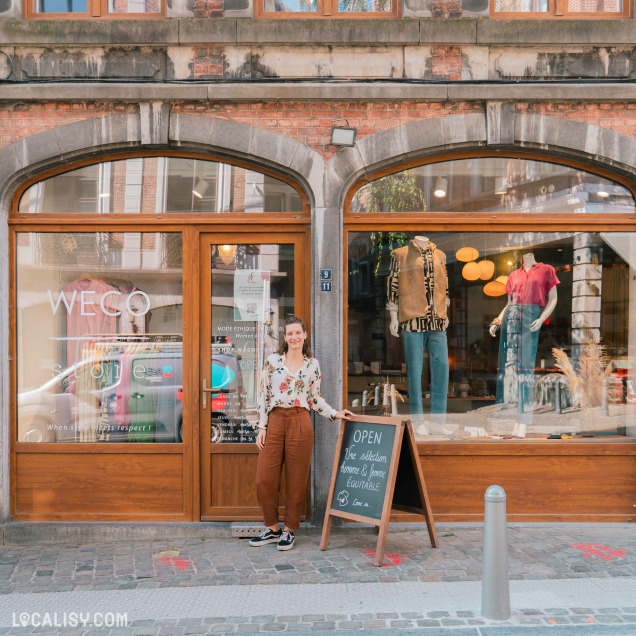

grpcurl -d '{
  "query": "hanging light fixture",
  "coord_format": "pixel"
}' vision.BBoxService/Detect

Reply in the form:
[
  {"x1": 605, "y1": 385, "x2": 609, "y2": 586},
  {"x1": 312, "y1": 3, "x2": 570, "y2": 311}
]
[
  {"x1": 456, "y1": 247, "x2": 479, "y2": 262},
  {"x1": 496, "y1": 275, "x2": 509, "y2": 285},
  {"x1": 462, "y1": 261, "x2": 481, "y2": 281},
  {"x1": 483, "y1": 280, "x2": 507, "y2": 296},
  {"x1": 433, "y1": 177, "x2": 448, "y2": 198},
  {"x1": 218, "y1": 244, "x2": 237, "y2": 265},
  {"x1": 478, "y1": 259, "x2": 495, "y2": 280}
]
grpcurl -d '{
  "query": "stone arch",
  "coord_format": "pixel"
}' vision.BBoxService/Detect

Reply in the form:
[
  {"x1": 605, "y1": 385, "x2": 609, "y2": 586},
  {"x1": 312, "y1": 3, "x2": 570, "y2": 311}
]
[
  {"x1": 0, "y1": 110, "x2": 327, "y2": 213},
  {"x1": 325, "y1": 111, "x2": 636, "y2": 209}
]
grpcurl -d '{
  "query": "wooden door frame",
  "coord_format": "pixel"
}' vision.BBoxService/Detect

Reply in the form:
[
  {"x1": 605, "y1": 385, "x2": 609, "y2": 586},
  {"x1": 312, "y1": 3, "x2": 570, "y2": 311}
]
[
  {"x1": 197, "y1": 229, "x2": 311, "y2": 521},
  {"x1": 9, "y1": 222, "x2": 310, "y2": 521}
]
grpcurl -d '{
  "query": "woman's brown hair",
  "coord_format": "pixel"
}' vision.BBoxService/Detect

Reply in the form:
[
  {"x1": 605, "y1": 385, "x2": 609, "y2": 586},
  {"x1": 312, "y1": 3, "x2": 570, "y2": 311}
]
[{"x1": 278, "y1": 316, "x2": 312, "y2": 358}]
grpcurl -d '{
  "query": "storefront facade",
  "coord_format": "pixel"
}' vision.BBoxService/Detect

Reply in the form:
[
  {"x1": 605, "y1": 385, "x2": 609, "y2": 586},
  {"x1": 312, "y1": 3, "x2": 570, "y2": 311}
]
[{"x1": 1, "y1": 13, "x2": 636, "y2": 527}]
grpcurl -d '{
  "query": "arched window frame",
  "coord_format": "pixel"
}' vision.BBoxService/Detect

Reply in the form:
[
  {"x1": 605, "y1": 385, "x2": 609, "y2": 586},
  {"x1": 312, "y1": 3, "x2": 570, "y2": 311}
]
[
  {"x1": 344, "y1": 150, "x2": 636, "y2": 230},
  {"x1": 10, "y1": 150, "x2": 311, "y2": 225}
]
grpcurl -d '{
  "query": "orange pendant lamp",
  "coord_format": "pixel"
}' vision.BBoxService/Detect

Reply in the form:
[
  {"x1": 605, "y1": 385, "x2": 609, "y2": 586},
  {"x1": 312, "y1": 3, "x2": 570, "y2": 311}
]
[{"x1": 462, "y1": 261, "x2": 481, "y2": 281}]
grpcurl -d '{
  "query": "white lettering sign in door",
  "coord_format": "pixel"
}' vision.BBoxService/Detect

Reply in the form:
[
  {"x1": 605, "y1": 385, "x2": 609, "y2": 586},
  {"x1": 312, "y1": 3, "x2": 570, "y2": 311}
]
[
  {"x1": 233, "y1": 270, "x2": 270, "y2": 322},
  {"x1": 47, "y1": 290, "x2": 151, "y2": 317}
]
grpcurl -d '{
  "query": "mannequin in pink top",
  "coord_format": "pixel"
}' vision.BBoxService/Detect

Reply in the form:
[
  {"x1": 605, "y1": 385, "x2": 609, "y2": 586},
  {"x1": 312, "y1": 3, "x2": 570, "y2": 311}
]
[{"x1": 489, "y1": 252, "x2": 560, "y2": 437}]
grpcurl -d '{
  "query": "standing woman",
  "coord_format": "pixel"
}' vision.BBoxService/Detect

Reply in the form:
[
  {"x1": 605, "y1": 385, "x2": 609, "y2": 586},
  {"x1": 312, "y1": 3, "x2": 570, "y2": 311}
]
[{"x1": 249, "y1": 316, "x2": 353, "y2": 551}]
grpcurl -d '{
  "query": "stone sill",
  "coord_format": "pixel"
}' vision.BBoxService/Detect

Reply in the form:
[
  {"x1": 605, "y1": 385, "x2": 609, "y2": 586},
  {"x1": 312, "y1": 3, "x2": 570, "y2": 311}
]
[{"x1": 0, "y1": 17, "x2": 634, "y2": 46}]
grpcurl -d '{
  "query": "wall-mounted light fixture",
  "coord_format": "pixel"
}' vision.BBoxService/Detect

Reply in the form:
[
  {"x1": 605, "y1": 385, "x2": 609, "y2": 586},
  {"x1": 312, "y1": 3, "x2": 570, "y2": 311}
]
[
  {"x1": 433, "y1": 177, "x2": 448, "y2": 198},
  {"x1": 330, "y1": 122, "x2": 357, "y2": 147},
  {"x1": 193, "y1": 179, "x2": 209, "y2": 199},
  {"x1": 597, "y1": 189, "x2": 610, "y2": 198},
  {"x1": 494, "y1": 177, "x2": 508, "y2": 195}
]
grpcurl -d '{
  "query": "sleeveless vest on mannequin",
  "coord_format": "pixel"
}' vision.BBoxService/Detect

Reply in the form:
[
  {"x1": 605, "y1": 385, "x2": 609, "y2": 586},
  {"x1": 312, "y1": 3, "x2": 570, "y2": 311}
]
[{"x1": 392, "y1": 241, "x2": 448, "y2": 324}]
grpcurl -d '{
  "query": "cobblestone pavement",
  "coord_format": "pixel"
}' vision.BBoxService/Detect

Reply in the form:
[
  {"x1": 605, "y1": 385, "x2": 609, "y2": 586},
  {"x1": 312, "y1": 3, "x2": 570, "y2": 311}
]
[
  {"x1": 0, "y1": 526, "x2": 633, "y2": 593},
  {"x1": 2, "y1": 606, "x2": 636, "y2": 634},
  {"x1": 0, "y1": 525, "x2": 633, "y2": 633}
]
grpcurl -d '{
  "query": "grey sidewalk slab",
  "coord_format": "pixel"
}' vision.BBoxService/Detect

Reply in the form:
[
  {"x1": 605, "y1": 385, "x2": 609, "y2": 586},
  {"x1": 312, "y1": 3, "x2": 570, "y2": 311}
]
[{"x1": 0, "y1": 578, "x2": 635, "y2": 625}]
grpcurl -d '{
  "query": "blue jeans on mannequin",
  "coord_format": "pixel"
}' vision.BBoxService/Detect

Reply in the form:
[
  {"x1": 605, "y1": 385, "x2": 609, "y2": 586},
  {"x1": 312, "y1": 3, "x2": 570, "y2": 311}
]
[
  {"x1": 402, "y1": 330, "x2": 449, "y2": 416},
  {"x1": 496, "y1": 303, "x2": 541, "y2": 414}
]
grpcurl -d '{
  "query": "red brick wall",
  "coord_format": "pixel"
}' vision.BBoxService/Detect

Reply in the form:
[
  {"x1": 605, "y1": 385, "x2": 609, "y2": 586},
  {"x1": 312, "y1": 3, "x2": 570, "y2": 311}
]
[
  {"x1": 516, "y1": 102, "x2": 636, "y2": 139},
  {"x1": 431, "y1": 47, "x2": 463, "y2": 81},
  {"x1": 0, "y1": 102, "x2": 137, "y2": 147},
  {"x1": 171, "y1": 100, "x2": 482, "y2": 158},
  {"x1": 194, "y1": 0, "x2": 223, "y2": 17},
  {"x1": 193, "y1": 47, "x2": 225, "y2": 78},
  {"x1": 432, "y1": 0, "x2": 462, "y2": 18},
  {"x1": 3, "y1": 101, "x2": 636, "y2": 163}
]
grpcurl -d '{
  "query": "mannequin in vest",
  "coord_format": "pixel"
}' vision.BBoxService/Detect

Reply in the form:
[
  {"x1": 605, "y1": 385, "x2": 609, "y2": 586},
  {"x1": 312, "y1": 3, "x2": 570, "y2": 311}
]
[
  {"x1": 387, "y1": 236, "x2": 451, "y2": 436},
  {"x1": 489, "y1": 251, "x2": 559, "y2": 437}
]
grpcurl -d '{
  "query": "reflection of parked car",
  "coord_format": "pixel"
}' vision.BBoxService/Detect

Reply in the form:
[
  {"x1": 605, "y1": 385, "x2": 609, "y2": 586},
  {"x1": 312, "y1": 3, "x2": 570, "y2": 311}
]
[{"x1": 17, "y1": 339, "x2": 250, "y2": 443}]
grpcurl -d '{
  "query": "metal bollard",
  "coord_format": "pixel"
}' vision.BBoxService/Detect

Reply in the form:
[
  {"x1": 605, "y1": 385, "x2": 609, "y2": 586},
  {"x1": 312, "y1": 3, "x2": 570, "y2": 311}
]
[{"x1": 481, "y1": 485, "x2": 511, "y2": 621}]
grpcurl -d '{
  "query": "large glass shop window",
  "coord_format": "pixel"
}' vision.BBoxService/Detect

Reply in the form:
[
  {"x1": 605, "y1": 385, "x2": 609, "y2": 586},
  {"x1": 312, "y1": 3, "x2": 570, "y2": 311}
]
[
  {"x1": 16, "y1": 232, "x2": 183, "y2": 443},
  {"x1": 18, "y1": 157, "x2": 303, "y2": 215},
  {"x1": 347, "y1": 160, "x2": 636, "y2": 442}
]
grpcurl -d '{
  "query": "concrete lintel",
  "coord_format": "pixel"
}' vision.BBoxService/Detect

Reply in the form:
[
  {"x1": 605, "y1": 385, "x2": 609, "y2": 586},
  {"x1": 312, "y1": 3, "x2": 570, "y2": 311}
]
[
  {"x1": 4, "y1": 81, "x2": 636, "y2": 102},
  {"x1": 207, "y1": 83, "x2": 448, "y2": 100},
  {"x1": 447, "y1": 83, "x2": 636, "y2": 101},
  {"x1": 177, "y1": 18, "x2": 238, "y2": 45},
  {"x1": 236, "y1": 18, "x2": 420, "y2": 45},
  {"x1": 0, "y1": 19, "x2": 179, "y2": 46},
  {"x1": 0, "y1": 83, "x2": 209, "y2": 101},
  {"x1": 476, "y1": 18, "x2": 636, "y2": 46},
  {"x1": 420, "y1": 19, "x2": 477, "y2": 45}
]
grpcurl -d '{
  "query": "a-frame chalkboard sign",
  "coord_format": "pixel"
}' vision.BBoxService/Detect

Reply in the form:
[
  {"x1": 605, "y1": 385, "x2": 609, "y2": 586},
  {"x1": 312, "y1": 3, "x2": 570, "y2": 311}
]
[{"x1": 320, "y1": 415, "x2": 438, "y2": 567}]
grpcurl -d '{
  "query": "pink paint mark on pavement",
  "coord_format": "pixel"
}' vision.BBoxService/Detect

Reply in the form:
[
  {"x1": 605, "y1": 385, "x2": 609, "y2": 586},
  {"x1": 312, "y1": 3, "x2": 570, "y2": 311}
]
[
  {"x1": 570, "y1": 543, "x2": 628, "y2": 560},
  {"x1": 361, "y1": 549, "x2": 411, "y2": 567}
]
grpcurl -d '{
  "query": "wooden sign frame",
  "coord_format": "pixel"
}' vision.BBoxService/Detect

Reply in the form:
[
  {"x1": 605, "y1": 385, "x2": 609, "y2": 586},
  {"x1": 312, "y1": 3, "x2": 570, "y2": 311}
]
[{"x1": 320, "y1": 415, "x2": 438, "y2": 566}]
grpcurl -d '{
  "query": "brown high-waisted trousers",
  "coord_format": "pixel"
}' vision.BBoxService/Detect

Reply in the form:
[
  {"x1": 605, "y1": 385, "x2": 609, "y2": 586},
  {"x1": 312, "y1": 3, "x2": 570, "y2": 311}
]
[{"x1": 256, "y1": 406, "x2": 314, "y2": 531}]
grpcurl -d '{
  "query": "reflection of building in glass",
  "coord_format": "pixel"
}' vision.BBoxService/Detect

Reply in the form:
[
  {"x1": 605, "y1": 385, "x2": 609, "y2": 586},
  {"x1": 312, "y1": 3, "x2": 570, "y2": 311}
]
[{"x1": 18, "y1": 158, "x2": 303, "y2": 216}]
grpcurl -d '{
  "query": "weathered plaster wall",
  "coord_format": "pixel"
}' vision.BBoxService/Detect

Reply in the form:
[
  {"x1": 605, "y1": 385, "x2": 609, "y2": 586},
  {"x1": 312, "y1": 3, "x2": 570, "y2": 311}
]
[
  {"x1": 4, "y1": 44, "x2": 636, "y2": 81},
  {"x1": 3, "y1": 19, "x2": 636, "y2": 81}
]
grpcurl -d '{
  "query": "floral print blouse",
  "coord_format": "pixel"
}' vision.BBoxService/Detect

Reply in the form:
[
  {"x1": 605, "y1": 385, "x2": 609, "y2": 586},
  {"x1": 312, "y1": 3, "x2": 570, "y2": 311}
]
[{"x1": 257, "y1": 354, "x2": 337, "y2": 429}]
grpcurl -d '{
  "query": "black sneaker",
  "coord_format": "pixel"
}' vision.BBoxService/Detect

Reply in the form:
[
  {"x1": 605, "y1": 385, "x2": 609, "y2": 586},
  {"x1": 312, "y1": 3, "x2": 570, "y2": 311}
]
[
  {"x1": 277, "y1": 530, "x2": 295, "y2": 551},
  {"x1": 248, "y1": 527, "x2": 281, "y2": 547}
]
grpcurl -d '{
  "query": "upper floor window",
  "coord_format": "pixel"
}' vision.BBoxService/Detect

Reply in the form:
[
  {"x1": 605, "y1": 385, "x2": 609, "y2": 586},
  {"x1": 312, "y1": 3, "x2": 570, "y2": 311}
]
[
  {"x1": 25, "y1": 0, "x2": 164, "y2": 18},
  {"x1": 256, "y1": 0, "x2": 399, "y2": 18},
  {"x1": 492, "y1": 0, "x2": 631, "y2": 18},
  {"x1": 16, "y1": 156, "x2": 305, "y2": 215}
]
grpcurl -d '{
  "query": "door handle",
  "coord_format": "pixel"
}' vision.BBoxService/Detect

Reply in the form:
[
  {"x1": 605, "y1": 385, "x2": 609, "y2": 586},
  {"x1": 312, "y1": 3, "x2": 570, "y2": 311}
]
[{"x1": 201, "y1": 378, "x2": 223, "y2": 410}]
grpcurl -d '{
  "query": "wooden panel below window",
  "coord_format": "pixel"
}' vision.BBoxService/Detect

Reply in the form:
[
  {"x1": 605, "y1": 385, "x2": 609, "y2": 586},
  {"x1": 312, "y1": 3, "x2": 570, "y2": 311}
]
[
  {"x1": 15, "y1": 452, "x2": 185, "y2": 520},
  {"x1": 205, "y1": 450, "x2": 307, "y2": 521},
  {"x1": 390, "y1": 443, "x2": 636, "y2": 523}
]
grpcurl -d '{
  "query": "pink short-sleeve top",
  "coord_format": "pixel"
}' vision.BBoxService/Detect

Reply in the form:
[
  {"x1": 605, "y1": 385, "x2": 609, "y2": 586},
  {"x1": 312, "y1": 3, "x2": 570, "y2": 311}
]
[{"x1": 505, "y1": 263, "x2": 560, "y2": 307}]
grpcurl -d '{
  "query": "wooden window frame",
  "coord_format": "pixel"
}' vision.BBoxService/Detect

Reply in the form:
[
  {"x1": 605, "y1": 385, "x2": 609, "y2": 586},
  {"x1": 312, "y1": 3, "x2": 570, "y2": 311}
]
[
  {"x1": 490, "y1": 0, "x2": 633, "y2": 19},
  {"x1": 24, "y1": 0, "x2": 166, "y2": 19},
  {"x1": 343, "y1": 149, "x2": 636, "y2": 447},
  {"x1": 255, "y1": 0, "x2": 400, "y2": 19}
]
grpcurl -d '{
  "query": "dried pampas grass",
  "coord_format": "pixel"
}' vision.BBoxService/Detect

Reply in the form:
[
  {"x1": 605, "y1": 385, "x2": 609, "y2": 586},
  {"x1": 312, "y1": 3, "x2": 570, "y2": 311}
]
[{"x1": 552, "y1": 341, "x2": 612, "y2": 409}]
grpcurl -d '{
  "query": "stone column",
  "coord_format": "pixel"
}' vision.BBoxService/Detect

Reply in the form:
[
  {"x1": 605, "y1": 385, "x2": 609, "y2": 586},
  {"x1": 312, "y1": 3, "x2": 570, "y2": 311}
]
[{"x1": 571, "y1": 233, "x2": 603, "y2": 362}]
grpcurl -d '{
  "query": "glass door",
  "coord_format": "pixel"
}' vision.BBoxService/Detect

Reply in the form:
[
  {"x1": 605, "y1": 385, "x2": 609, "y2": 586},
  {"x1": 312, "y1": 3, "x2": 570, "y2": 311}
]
[{"x1": 199, "y1": 233, "x2": 308, "y2": 520}]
